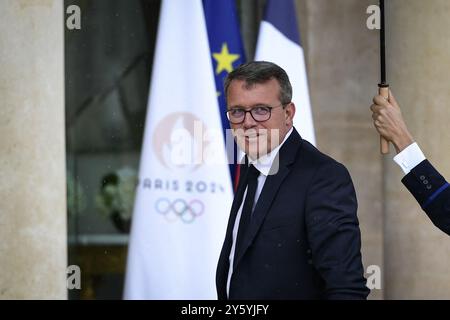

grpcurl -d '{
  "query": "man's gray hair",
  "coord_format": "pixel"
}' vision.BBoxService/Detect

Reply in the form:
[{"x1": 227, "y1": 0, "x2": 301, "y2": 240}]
[{"x1": 224, "y1": 61, "x2": 292, "y2": 105}]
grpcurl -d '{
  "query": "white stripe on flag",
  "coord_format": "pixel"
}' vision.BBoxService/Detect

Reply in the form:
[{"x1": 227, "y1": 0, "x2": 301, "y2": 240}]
[
  {"x1": 255, "y1": 21, "x2": 316, "y2": 146},
  {"x1": 124, "y1": 0, "x2": 233, "y2": 299}
]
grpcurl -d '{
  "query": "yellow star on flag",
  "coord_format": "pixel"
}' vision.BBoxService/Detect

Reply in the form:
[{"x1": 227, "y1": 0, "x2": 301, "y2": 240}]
[{"x1": 212, "y1": 43, "x2": 240, "y2": 75}]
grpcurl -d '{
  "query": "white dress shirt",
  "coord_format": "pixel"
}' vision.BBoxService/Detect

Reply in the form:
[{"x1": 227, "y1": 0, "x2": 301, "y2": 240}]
[
  {"x1": 393, "y1": 142, "x2": 426, "y2": 175},
  {"x1": 226, "y1": 128, "x2": 293, "y2": 297}
]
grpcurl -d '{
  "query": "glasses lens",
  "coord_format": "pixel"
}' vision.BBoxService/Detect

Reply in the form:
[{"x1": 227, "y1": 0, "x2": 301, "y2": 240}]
[
  {"x1": 228, "y1": 109, "x2": 244, "y2": 123},
  {"x1": 251, "y1": 106, "x2": 271, "y2": 121}
]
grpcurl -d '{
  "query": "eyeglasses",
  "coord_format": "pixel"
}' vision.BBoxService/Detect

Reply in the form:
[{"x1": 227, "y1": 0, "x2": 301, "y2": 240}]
[{"x1": 226, "y1": 104, "x2": 286, "y2": 124}]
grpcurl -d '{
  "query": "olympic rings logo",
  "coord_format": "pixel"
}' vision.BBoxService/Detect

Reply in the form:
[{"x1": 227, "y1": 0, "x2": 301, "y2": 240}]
[{"x1": 155, "y1": 198, "x2": 205, "y2": 223}]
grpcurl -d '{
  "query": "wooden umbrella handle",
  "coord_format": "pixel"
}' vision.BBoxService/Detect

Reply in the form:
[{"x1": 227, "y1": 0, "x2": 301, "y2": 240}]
[{"x1": 378, "y1": 85, "x2": 390, "y2": 154}]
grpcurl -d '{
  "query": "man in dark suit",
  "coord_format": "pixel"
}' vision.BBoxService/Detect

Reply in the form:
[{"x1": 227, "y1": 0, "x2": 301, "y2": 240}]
[
  {"x1": 371, "y1": 90, "x2": 450, "y2": 235},
  {"x1": 216, "y1": 61, "x2": 369, "y2": 300}
]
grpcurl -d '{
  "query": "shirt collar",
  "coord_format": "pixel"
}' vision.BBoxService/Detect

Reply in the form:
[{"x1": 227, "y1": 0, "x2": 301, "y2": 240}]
[{"x1": 239, "y1": 127, "x2": 294, "y2": 177}]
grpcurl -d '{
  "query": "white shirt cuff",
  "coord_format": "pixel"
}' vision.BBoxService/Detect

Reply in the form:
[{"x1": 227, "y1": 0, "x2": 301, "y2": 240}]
[{"x1": 393, "y1": 142, "x2": 426, "y2": 175}]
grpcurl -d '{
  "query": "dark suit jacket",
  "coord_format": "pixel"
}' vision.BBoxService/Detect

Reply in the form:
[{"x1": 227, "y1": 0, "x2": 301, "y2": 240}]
[
  {"x1": 216, "y1": 128, "x2": 369, "y2": 300},
  {"x1": 402, "y1": 159, "x2": 450, "y2": 235}
]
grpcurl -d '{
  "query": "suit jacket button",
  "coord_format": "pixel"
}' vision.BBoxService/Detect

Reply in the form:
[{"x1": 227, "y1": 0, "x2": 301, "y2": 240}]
[
  {"x1": 423, "y1": 180, "x2": 429, "y2": 184},
  {"x1": 420, "y1": 175, "x2": 426, "y2": 180},
  {"x1": 427, "y1": 185, "x2": 432, "y2": 190}
]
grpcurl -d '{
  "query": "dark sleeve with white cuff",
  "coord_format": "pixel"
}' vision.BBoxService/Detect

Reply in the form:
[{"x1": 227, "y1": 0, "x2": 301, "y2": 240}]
[{"x1": 402, "y1": 159, "x2": 450, "y2": 235}]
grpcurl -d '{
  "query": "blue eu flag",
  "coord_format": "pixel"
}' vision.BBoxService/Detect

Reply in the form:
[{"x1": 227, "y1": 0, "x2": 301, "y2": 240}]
[{"x1": 203, "y1": 0, "x2": 246, "y2": 185}]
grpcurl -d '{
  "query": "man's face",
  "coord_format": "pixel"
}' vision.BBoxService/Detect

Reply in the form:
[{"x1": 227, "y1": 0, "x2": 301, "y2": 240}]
[{"x1": 226, "y1": 78, "x2": 295, "y2": 160}]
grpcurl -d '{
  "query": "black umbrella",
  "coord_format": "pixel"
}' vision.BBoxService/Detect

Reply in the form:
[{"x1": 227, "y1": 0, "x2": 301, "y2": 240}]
[{"x1": 378, "y1": 0, "x2": 390, "y2": 154}]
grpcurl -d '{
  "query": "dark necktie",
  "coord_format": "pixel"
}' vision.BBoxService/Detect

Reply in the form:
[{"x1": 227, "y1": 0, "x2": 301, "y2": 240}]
[{"x1": 234, "y1": 164, "x2": 260, "y2": 265}]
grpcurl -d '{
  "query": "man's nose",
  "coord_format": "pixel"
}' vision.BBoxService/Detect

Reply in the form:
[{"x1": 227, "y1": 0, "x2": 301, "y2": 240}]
[{"x1": 242, "y1": 111, "x2": 257, "y2": 128}]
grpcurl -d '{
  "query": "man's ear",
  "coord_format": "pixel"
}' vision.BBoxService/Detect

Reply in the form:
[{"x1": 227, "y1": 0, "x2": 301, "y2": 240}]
[{"x1": 285, "y1": 102, "x2": 296, "y2": 125}]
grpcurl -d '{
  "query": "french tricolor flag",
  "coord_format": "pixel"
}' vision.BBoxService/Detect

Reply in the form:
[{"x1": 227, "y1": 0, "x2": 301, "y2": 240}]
[{"x1": 255, "y1": 0, "x2": 315, "y2": 145}]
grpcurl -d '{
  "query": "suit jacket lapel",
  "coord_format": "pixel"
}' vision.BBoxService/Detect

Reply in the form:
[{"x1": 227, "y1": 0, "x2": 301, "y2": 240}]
[
  {"x1": 233, "y1": 129, "x2": 302, "y2": 270},
  {"x1": 216, "y1": 162, "x2": 249, "y2": 297},
  {"x1": 229, "y1": 163, "x2": 249, "y2": 224}
]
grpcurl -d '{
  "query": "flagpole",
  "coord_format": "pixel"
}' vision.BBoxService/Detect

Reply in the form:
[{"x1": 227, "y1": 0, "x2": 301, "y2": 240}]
[{"x1": 378, "y1": 0, "x2": 390, "y2": 154}]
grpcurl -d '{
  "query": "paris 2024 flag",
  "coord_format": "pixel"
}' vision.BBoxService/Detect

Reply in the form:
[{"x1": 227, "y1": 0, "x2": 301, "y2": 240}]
[
  {"x1": 255, "y1": 0, "x2": 315, "y2": 145},
  {"x1": 123, "y1": 0, "x2": 233, "y2": 299}
]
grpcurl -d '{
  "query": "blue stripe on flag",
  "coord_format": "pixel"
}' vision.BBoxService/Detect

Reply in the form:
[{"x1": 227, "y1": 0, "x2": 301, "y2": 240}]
[{"x1": 264, "y1": 0, "x2": 302, "y2": 46}]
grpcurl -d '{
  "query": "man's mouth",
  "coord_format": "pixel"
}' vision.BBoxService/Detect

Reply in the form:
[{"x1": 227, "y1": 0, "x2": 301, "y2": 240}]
[
  {"x1": 244, "y1": 131, "x2": 265, "y2": 139},
  {"x1": 245, "y1": 134, "x2": 264, "y2": 144}
]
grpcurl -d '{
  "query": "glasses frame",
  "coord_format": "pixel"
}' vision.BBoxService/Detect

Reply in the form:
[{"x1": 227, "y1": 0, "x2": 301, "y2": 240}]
[{"x1": 225, "y1": 103, "x2": 287, "y2": 124}]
